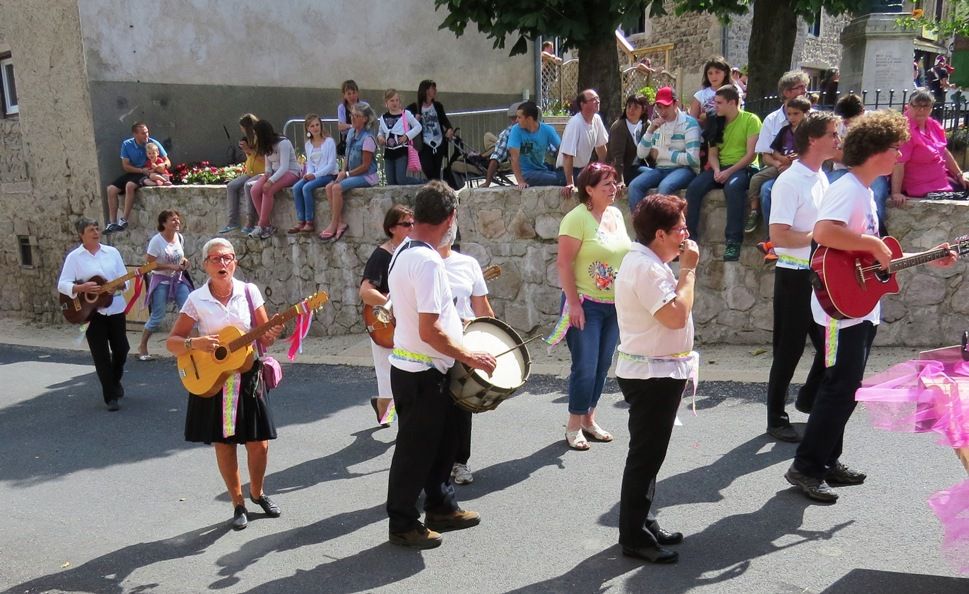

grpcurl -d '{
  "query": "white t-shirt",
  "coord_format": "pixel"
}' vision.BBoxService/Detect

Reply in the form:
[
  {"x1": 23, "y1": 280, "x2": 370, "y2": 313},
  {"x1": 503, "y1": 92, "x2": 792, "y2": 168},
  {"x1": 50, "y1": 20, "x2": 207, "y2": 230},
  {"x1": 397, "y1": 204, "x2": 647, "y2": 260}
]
[
  {"x1": 443, "y1": 251, "x2": 488, "y2": 321},
  {"x1": 388, "y1": 240, "x2": 463, "y2": 373},
  {"x1": 614, "y1": 243, "x2": 694, "y2": 380},
  {"x1": 181, "y1": 278, "x2": 264, "y2": 336},
  {"x1": 146, "y1": 232, "x2": 185, "y2": 281},
  {"x1": 555, "y1": 112, "x2": 609, "y2": 169},
  {"x1": 810, "y1": 172, "x2": 881, "y2": 328},
  {"x1": 770, "y1": 161, "x2": 827, "y2": 270},
  {"x1": 693, "y1": 87, "x2": 716, "y2": 116}
]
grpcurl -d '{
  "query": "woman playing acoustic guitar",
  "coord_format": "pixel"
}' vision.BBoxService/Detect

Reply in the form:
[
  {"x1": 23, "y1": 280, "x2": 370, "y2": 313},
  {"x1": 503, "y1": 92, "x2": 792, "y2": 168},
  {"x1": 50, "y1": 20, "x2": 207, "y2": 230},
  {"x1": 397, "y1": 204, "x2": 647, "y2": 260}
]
[
  {"x1": 166, "y1": 238, "x2": 284, "y2": 530},
  {"x1": 359, "y1": 204, "x2": 414, "y2": 426}
]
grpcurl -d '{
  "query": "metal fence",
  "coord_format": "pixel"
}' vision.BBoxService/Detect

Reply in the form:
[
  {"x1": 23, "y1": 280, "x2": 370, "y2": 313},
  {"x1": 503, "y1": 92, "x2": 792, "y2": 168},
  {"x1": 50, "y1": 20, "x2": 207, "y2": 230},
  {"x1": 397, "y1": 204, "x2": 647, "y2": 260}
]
[{"x1": 744, "y1": 90, "x2": 969, "y2": 134}]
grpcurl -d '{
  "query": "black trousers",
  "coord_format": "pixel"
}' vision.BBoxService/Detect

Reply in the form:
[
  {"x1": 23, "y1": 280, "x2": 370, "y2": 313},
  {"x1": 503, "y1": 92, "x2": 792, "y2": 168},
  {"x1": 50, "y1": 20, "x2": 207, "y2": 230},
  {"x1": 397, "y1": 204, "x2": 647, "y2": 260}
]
[
  {"x1": 455, "y1": 408, "x2": 472, "y2": 465},
  {"x1": 766, "y1": 268, "x2": 825, "y2": 427},
  {"x1": 617, "y1": 376, "x2": 685, "y2": 548},
  {"x1": 418, "y1": 142, "x2": 447, "y2": 181},
  {"x1": 794, "y1": 321, "x2": 876, "y2": 478},
  {"x1": 86, "y1": 312, "x2": 129, "y2": 403},
  {"x1": 387, "y1": 366, "x2": 461, "y2": 533}
]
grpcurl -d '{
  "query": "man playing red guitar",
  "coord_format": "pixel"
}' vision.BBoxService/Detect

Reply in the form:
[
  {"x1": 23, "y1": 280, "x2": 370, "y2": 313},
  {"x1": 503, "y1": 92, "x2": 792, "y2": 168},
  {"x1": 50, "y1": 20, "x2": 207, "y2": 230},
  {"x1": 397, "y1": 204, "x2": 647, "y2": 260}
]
[
  {"x1": 57, "y1": 218, "x2": 130, "y2": 411},
  {"x1": 785, "y1": 111, "x2": 957, "y2": 502},
  {"x1": 764, "y1": 112, "x2": 840, "y2": 443}
]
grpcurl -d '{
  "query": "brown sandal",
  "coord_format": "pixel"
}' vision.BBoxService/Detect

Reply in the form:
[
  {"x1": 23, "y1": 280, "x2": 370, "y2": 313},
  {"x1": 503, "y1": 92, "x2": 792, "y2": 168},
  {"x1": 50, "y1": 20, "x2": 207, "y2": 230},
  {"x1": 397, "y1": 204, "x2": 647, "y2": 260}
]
[{"x1": 287, "y1": 223, "x2": 305, "y2": 234}]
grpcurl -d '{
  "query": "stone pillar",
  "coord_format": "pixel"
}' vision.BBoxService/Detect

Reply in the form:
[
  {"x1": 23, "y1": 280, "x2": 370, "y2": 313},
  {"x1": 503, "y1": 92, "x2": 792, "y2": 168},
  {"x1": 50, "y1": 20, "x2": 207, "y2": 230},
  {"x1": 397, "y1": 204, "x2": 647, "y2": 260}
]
[{"x1": 838, "y1": 8, "x2": 915, "y2": 103}]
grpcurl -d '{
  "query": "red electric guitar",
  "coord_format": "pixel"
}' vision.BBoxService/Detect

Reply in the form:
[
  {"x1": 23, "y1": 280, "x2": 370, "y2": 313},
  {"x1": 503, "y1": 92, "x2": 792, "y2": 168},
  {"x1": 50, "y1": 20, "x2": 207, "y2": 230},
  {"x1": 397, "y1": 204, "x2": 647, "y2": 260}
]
[{"x1": 811, "y1": 235, "x2": 969, "y2": 320}]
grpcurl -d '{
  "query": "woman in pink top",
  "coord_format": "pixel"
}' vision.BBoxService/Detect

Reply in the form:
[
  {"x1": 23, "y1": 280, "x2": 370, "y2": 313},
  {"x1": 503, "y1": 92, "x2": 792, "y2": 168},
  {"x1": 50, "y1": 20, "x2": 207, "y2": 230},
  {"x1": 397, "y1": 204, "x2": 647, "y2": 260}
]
[{"x1": 891, "y1": 90, "x2": 967, "y2": 203}]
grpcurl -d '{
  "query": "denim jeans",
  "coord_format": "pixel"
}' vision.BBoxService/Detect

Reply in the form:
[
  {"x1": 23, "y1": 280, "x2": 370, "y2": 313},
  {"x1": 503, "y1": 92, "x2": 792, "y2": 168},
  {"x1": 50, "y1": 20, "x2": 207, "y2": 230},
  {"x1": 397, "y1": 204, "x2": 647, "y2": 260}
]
[
  {"x1": 685, "y1": 166, "x2": 754, "y2": 244},
  {"x1": 523, "y1": 168, "x2": 566, "y2": 187},
  {"x1": 385, "y1": 155, "x2": 423, "y2": 185},
  {"x1": 827, "y1": 170, "x2": 889, "y2": 232},
  {"x1": 291, "y1": 175, "x2": 335, "y2": 223},
  {"x1": 564, "y1": 296, "x2": 620, "y2": 415},
  {"x1": 760, "y1": 178, "x2": 775, "y2": 238},
  {"x1": 145, "y1": 281, "x2": 191, "y2": 332},
  {"x1": 627, "y1": 166, "x2": 696, "y2": 212}
]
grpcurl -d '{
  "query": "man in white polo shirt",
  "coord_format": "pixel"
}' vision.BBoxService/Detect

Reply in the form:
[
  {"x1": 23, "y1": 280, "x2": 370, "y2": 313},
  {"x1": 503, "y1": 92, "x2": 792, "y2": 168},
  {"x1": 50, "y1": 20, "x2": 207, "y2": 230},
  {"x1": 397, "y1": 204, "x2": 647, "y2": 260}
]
[
  {"x1": 763, "y1": 112, "x2": 838, "y2": 443},
  {"x1": 385, "y1": 181, "x2": 496, "y2": 549}
]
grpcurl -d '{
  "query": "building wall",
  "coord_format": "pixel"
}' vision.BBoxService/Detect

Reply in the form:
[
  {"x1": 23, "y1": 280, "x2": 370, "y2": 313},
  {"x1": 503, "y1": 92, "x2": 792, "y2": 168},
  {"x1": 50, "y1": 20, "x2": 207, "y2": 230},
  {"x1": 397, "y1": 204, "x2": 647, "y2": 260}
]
[
  {"x1": 0, "y1": 0, "x2": 103, "y2": 321},
  {"x1": 77, "y1": 0, "x2": 533, "y2": 185}
]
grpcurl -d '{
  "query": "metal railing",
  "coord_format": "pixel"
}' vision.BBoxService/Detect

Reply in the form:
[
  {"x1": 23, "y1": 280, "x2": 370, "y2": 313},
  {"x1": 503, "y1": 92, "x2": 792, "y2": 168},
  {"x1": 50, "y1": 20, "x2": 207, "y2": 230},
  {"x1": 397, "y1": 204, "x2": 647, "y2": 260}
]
[{"x1": 744, "y1": 90, "x2": 969, "y2": 133}]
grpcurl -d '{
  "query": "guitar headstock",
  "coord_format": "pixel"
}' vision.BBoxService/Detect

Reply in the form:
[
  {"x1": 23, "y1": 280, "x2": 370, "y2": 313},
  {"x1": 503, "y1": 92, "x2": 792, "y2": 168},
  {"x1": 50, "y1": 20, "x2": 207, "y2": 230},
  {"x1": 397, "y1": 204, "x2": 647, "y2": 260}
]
[
  {"x1": 953, "y1": 235, "x2": 969, "y2": 257},
  {"x1": 483, "y1": 264, "x2": 502, "y2": 282},
  {"x1": 303, "y1": 291, "x2": 329, "y2": 312}
]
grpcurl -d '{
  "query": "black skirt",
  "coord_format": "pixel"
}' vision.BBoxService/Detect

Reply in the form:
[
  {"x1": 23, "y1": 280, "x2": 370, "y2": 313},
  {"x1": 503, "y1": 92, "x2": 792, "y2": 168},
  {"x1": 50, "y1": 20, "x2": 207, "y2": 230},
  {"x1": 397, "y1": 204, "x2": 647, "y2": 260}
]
[{"x1": 184, "y1": 360, "x2": 278, "y2": 444}]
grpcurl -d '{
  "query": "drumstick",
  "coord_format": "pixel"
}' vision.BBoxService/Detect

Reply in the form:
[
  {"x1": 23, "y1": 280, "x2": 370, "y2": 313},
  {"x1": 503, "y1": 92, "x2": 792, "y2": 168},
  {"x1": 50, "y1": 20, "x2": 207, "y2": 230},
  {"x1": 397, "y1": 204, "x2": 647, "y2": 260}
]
[{"x1": 492, "y1": 335, "x2": 543, "y2": 359}]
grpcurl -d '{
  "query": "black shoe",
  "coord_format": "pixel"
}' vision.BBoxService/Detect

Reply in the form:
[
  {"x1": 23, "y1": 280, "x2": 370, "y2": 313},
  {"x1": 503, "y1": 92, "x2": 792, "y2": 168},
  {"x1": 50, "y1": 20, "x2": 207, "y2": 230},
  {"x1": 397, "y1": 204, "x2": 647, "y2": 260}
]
[
  {"x1": 651, "y1": 528, "x2": 684, "y2": 546},
  {"x1": 794, "y1": 393, "x2": 813, "y2": 414},
  {"x1": 784, "y1": 466, "x2": 838, "y2": 503},
  {"x1": 250, "y1": 494, "x2": 281, "y2": 517},
  {"x1": 824, "y1": 461, "x2": 866, "y2": 486},
  {"x1": 231, "y1": 505, "x2": 248, "y2": 530},
  {"x1": 106, "y1": 399, "x2": 120, "y2": 412},
  {"x1": 767, "y1": 424, "x2": 800, "y2": 443},
  {"x1": 622, "y1": 544, "x2": 679, "y2": 564}
]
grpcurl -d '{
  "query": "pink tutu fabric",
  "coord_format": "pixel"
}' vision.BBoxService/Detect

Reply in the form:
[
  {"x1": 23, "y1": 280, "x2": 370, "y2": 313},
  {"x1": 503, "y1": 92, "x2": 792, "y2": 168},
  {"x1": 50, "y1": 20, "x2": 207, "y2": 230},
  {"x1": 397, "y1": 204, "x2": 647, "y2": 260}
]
[{"x1": 856, "y1": 358, "x2": 969, "y2": 574}]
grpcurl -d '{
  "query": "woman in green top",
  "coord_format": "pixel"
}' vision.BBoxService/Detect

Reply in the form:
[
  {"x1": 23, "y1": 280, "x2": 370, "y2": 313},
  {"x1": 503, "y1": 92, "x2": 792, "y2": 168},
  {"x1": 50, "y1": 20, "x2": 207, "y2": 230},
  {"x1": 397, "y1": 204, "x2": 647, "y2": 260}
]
[{"x1": 556, "y1": 162, "x2": 632, "y2": 450}]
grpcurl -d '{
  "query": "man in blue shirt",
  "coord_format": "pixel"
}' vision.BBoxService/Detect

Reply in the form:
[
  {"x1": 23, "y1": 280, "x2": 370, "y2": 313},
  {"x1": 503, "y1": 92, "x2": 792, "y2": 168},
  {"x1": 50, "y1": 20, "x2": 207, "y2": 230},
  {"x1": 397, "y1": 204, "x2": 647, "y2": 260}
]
[
  {"x1": 105, "y1": 122, "x2": 169, "y2": 233},
  {"x1": 507, "y1": 101, "x2": 563, "y2": 188}
]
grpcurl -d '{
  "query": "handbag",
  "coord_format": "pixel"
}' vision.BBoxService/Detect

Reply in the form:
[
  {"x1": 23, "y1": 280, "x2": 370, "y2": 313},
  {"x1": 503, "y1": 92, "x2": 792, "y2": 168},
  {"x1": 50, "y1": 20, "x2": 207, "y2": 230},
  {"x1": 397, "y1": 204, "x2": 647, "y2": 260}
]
[
  {"x1": 401, "y1": 111, "x2": 423, "y2": 176},
  {"x1": 245, "y1": 283, "x2": 282, "y2": 390}
]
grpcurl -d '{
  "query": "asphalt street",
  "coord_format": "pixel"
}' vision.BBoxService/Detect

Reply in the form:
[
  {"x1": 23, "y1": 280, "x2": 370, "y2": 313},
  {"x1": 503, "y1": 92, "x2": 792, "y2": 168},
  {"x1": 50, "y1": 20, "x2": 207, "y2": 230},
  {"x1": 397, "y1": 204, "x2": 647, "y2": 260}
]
[{"x1": 0, "y1": 343, "x2": 966, "y2": 593}]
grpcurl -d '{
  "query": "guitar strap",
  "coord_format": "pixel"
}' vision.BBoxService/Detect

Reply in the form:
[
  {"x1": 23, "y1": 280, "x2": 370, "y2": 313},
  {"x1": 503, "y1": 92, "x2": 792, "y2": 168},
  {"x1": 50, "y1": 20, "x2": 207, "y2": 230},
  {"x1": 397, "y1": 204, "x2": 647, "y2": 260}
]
[{"x1": 387, "y1": 239, "x2": 434, "y2": 277}]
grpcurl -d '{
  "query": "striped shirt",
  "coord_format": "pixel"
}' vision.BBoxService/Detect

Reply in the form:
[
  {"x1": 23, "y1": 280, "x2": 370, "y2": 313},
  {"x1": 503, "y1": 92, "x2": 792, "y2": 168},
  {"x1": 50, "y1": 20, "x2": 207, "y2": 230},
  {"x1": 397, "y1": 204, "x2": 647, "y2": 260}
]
[{"x1": 637, "y1": 109, "x2": 701, "y2": 173}]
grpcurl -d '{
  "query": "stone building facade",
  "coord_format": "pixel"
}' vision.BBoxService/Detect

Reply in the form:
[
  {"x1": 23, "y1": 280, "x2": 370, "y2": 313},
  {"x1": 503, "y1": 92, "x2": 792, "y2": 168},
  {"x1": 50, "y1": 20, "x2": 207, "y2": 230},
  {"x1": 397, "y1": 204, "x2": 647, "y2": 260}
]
[{"x1": 631, "y1": 1, "x2": 849, "y2": 96}]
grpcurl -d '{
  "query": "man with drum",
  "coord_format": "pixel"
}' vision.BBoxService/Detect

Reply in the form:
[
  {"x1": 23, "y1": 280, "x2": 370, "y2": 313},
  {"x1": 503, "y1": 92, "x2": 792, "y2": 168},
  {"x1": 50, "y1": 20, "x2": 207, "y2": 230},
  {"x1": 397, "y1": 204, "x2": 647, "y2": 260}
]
[
  {"x1": 438, "y1": 226, "x2": 495, "y2": 486},
  {"x1": 386, "y1": 181, "x2": 496, "y2": 549}
]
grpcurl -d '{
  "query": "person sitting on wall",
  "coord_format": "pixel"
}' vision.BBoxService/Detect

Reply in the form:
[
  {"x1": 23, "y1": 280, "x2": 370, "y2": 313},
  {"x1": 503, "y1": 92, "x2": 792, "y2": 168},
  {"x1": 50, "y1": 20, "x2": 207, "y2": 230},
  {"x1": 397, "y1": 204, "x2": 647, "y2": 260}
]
[
  {"x1": 828, "y1": 94, "x2": 890, "y2": 235},
  {"x1": 684, "y1": 85, "x2": 761, "y2": 262},
  {"x1": 745, "y1": 71, "x2": 809, "y2": 234},
  {"x1": 507, "y1": 101, "x2": 564, "y2": 189},
  {"x1": 606, "y1": 95, "x2": 650, "y2": 192},
  {"x1": 556, "y1": 89, "x2": 609, "y2": 197},
  {"x1": 891, "y1": 90, "x2": 968, "y2": 204},
  {"x1": 105, "y1": 122, "x2": 170, "y2": 234},
  {"x1": 626, "y1": 87, "x2": 701, "y2": 213},
  {"x1": 481, "y1": 102, "x2": 522, "y2": 188}
]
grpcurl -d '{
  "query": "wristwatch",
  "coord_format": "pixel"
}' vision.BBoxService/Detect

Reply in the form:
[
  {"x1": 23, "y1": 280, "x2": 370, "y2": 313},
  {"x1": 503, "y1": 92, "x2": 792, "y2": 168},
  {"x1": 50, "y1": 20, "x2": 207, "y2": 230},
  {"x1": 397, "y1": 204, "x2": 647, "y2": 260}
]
[{"x1": 184, "y1": 338, "x2": 193, "y2": 351}]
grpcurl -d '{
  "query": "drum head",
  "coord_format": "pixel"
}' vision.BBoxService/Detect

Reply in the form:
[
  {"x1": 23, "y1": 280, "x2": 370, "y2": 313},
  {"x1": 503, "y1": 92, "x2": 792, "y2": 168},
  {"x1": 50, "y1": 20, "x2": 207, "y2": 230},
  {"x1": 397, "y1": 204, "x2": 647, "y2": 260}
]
[{"x1": 462, "y1": 317, "x2": 531, "y2": 390}]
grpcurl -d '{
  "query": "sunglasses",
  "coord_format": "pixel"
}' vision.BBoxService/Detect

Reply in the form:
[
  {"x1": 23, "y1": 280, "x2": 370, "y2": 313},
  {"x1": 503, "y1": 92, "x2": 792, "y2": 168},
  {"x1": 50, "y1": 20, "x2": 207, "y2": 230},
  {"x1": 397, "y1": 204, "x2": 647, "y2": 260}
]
[{"x1": 397, "y1": 221, "x2": 415, "y2": 228}]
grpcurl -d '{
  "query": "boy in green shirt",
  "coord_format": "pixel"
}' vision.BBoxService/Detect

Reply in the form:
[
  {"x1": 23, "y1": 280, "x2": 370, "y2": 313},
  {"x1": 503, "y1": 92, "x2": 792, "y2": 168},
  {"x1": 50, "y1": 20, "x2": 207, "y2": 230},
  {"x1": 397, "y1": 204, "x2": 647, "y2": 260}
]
[{"x1": 684, "y1": 85, "x2": 762, "y2": 261}]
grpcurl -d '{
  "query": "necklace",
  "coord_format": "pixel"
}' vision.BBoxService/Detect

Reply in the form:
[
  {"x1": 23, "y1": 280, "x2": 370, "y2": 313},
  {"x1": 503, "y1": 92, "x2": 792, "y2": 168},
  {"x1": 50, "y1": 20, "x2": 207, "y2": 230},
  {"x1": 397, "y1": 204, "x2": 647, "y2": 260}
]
[{"x1": 210, "y1": 283, "x2": 232, "y2": 300}]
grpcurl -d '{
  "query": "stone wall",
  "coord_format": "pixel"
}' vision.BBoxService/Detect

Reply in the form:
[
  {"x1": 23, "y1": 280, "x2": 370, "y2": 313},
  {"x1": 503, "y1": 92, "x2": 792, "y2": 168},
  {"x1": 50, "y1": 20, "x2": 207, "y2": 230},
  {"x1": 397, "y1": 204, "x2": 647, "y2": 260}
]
[
  {"x1": 0, "y1": 0, "x2": 103, "y2": 319},
  {"x1": 101, "y1": 184, "x2": 969, "y2": 348}
]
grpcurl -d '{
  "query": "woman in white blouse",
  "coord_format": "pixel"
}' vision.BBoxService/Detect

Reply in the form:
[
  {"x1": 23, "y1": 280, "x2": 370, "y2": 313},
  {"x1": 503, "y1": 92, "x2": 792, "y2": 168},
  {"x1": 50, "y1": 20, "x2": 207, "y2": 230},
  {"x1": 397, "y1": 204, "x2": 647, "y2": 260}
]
[
  {"x1": 166, "y1": 238, "x2": 283, "y2": 531},
  {"x1": 289, "y1": 113, "x2": 337, "y2": 234},
  {"x1": 613, "y1": 194, "x2": 699, "y2": 565}
]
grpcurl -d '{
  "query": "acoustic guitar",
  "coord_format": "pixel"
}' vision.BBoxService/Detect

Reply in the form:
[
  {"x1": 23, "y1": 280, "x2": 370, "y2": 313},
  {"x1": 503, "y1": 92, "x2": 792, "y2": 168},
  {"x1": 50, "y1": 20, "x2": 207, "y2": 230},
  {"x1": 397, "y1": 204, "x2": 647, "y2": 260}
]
[
  {"x1": 60, "y1": 261, "x2": 158, "y2": 324},
  {"x1": 363, "y1": 264, "x2": 501, "y2": 349},
  {"x1": 177, "y1": 291, "x2": 329, "y2": 397},
  {"x1": 811, "y1": 235, "x2": 968, "y2": 320}
]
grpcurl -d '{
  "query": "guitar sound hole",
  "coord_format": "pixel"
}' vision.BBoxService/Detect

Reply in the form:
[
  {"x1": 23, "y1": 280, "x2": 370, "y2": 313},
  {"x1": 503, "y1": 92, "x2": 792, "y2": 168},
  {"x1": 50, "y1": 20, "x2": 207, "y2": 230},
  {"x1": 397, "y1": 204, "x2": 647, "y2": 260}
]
[
  {"x1": 84, "y1": 293, "x2": 100, "y2": 304},
  {"x1": 874, "y1": 270, "x2": 891, "y2": 283},
  {"x1": 213, "y1": 345, "x2": 228, "y2": 361}
]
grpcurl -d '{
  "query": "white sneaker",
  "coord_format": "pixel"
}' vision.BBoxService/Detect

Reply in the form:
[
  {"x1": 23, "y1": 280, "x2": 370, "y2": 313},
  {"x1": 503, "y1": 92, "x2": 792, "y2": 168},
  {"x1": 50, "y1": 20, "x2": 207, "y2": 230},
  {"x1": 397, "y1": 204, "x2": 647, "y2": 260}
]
[
  {"x1": 248, "y1": 225, "x2": 263, "y2": 238},
  {"x1": 452, "y1": 463, "x2": 474, "y2": 485}
]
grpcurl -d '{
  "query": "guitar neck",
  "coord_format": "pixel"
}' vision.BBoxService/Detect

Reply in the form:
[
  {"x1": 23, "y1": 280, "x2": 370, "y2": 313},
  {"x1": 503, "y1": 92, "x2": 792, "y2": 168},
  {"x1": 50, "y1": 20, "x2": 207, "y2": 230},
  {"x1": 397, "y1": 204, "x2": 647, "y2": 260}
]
[
  {"x1": 227, "y1": 302, "x2": 303, "y2": 352},
  {"x1": 890, "y1": 247, "x2": 951, "y2": 272}
]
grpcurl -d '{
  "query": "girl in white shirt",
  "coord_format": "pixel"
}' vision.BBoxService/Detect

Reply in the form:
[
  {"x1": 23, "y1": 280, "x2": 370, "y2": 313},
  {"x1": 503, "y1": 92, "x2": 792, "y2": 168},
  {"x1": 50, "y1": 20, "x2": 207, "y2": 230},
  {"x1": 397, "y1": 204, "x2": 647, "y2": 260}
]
[{"x1": 289, "y1": 114, "x2": 337, "y2": 234}]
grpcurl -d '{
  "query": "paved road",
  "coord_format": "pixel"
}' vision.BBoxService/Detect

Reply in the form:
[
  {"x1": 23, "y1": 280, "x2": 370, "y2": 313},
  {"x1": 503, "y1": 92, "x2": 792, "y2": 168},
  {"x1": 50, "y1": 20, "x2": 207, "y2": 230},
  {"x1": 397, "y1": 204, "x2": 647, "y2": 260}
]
[{"x1": 0, "y1": 344, "x2": 965, "y2": 593}]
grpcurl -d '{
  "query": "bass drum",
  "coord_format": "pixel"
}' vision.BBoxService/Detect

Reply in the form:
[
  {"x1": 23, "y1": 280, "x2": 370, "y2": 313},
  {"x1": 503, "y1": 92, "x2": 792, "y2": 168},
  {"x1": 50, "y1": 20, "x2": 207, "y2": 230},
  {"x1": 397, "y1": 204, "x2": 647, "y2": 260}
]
[{"x1": 449, "y1": 317, "x2": 532, "y2": 413}]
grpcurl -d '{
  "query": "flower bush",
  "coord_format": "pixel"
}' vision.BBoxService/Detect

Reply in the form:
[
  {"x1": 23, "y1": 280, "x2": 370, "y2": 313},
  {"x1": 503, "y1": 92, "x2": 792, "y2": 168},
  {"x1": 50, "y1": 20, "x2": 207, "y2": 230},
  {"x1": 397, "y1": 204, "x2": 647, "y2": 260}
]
[
  {"x1": 171, "y1": 161, "x2": 246, "y2": 185},
  {"x1": 948, "y1": 126, "x2": 969, "y2": 152}
]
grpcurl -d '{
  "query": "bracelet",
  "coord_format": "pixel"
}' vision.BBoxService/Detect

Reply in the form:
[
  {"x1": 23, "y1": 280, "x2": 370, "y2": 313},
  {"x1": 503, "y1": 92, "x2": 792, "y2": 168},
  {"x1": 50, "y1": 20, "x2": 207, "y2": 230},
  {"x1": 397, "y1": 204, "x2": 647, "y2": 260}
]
[{"x1": 184, "y1": 338, "x2": 193, "y2": 351}]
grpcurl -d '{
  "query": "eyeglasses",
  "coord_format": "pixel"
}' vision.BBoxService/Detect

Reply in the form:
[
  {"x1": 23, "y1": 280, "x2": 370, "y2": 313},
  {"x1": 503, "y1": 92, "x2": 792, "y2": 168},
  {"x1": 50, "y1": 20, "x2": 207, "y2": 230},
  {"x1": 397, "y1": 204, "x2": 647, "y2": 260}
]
[
  {"x1": 206, "y1": 254, "x2": 236, "y2": 264},
  {"x1": 670, "y1": 225, "x2": 689, "y2": 234},
  {"x1": 397, "y1": 221, "x2": 415, "y2": 228}
]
